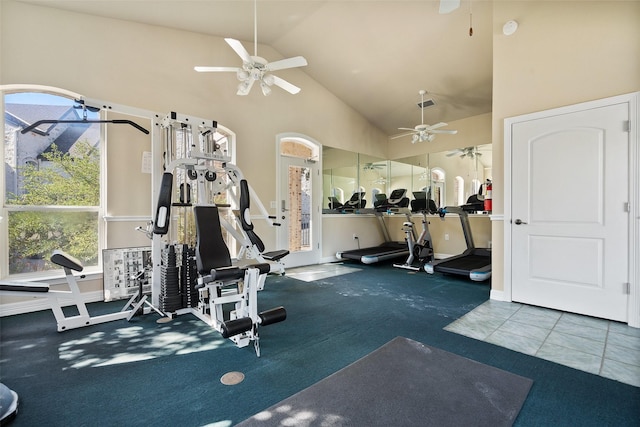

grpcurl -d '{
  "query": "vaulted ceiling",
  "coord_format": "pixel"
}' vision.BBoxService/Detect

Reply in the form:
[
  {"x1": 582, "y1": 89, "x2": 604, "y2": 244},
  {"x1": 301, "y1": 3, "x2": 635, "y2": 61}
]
[{"x1": 17, "y1": 0, "x2": 494, "y2": 137}]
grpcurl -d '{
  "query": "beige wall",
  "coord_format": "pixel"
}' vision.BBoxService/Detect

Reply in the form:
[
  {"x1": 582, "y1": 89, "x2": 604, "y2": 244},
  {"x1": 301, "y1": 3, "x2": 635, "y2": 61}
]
[
  {"x1": 490, "y1": 1, "x2": 640, "y2": 293},
  {"x1": 2, "y1": 1, "x2": 639, "y2": 305},
  {"x1": 0, "y1": 0, "x2": 389, "y2": 251},
  {"x1": 388, "y1": 113, "x2": 492, "y2": 160}
]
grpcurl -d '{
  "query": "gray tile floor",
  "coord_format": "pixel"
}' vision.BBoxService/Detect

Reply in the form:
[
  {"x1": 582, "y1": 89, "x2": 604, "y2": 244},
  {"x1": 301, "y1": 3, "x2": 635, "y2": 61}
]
[
  {"x1": 286, "y1": 263, "x2": 362, "y2": 282},
  {"x1": 289, "y1": 263, "x2": 640, "y2": 388},
  {"x1": 445, "y1": 300, "x2": 640, "y2": 387}
]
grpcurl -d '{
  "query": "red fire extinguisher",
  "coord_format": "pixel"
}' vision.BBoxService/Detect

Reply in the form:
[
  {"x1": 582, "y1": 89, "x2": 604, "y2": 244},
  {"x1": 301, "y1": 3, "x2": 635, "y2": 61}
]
[{"x1": 484, "y1": 180, "x2": 492, "y2": 213}]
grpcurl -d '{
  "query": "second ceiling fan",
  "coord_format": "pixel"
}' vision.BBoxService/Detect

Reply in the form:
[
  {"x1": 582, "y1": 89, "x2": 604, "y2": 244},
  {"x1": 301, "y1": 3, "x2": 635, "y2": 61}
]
[
  {"x1": 194, "y1": 0, "x2": 308, "y2": 96},
  {"x1": 392, "y1": 90, "x2": 458, "y2": 143}
]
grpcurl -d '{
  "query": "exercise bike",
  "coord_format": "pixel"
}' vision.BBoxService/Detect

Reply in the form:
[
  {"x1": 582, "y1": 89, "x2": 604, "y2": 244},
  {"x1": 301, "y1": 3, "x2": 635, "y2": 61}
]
[{"x1": 393, "y1": 193, "x2": 436, "y2": 271}]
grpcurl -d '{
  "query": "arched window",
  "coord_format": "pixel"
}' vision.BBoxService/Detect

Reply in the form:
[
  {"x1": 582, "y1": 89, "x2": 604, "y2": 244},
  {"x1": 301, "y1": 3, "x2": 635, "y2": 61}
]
[
  {"x1": 455, "y1": 176, "x2": 465, "y2": 206},
  {"x1": 2, "y1": 86, "x2": 102, "y2": 275},
  {"x1": 430, "y1": 168, "x2": 446, "y2": 208}
]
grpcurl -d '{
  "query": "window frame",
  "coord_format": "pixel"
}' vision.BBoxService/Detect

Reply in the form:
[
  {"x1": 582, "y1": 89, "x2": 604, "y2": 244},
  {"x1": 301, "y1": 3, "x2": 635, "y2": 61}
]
[{"x1": 1, "y1": 85, "x2": 105, "y2": 279}]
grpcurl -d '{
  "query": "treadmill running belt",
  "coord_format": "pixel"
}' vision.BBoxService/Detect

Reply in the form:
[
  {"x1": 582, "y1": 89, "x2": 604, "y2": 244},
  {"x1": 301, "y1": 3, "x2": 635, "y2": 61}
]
[{"x1": 435, "y1": 254, "x2": 490, "y2": 274}]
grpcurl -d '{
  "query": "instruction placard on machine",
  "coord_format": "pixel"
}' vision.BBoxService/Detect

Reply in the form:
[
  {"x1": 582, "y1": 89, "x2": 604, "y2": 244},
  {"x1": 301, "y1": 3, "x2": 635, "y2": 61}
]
[{"x1": 102, "y1": 247, "x2": 152, "y2": 302}]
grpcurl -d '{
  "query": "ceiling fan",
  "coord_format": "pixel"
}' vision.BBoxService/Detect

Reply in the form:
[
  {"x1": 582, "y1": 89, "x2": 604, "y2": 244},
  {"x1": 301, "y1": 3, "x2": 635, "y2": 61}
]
[
  {"x1": 391, "y1": 90, "x2": 458, "y2": 143},
  {"x1": 362, "y1": 162, "x2": 386, "y2": 171},
  {"x1": 446, "y1": 146, "x2": 484, "y2": 159},
  {"x1": 194, "y1": 0, "x2": 308, "y2": 96}
]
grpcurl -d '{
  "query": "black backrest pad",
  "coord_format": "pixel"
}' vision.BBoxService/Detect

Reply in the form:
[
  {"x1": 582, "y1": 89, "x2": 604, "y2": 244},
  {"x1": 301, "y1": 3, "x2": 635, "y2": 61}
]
[
  {"x1": 194, "y1": 206, "x2": 232, "y2": 275},
  {"x1": 153, "y1": 172, "x2": 173, "y2": 235},
  {"x1": 239, "y1": 179, "x2": 253, "y2": 231},
  {"x1": 239, "y1": 179, "x2": 265, "y2": 251}
]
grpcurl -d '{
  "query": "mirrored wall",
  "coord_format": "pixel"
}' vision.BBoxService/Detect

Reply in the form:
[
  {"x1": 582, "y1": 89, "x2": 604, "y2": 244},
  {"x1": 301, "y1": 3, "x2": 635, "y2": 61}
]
[{"x1": 323, "y1": 145, "x2": 492, "y2": 211}]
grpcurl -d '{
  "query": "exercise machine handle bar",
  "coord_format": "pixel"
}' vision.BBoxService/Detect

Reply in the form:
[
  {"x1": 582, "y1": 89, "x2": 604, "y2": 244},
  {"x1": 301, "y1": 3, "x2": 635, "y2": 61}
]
[{"x1": 21, "y1": 119, "x2": 150, "y2": 135}]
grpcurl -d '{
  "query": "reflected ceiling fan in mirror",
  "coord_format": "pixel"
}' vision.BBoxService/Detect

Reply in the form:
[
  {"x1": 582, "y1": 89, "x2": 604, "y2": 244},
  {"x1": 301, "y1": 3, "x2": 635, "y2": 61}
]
[
  {"x1": 391, "y1": 90, "x2": 458, "y2": 143},
  {"x1": 361, "y1": 162, "x2": 385, "y2": 171},
  {"x1": 446, "y1": 146, "x2": 486, "y2": 159},
  {"x1": 194, "y1": 0, "x2": 308, "y2": 96}
]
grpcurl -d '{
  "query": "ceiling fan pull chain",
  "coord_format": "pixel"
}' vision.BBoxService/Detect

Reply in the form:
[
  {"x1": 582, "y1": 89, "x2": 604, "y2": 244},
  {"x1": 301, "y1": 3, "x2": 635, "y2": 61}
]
[{"x1": 469, "y1": 0, "x2": 473, "y2": 36}]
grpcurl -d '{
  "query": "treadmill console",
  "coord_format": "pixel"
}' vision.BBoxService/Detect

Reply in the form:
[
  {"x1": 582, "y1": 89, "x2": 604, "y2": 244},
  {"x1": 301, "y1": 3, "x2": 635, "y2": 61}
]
[
  {"x1": 376, "y1": 189, "x2": 409, "y2": 211},
  {"x1": 387, "y1": 189, "x2": 407, "y2": 205},
  {"x1": 344, "y1": 192, "x2": 366, "y2": 210}
]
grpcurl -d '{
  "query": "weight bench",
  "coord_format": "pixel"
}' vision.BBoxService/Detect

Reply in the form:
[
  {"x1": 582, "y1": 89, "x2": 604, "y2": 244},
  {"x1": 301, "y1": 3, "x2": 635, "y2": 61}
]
[
  {"x1": 193, "y1": 205, "x2": 286, "y2": 356},
  {"x1": 0, "y1": 250, "x2": 146, "y2": 331}
]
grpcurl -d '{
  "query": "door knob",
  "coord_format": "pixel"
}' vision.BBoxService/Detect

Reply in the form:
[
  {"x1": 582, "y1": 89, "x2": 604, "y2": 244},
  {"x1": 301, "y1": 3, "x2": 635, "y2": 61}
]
[{"x1": 514, "y1": 219, "x2": 528, "y2": 225}]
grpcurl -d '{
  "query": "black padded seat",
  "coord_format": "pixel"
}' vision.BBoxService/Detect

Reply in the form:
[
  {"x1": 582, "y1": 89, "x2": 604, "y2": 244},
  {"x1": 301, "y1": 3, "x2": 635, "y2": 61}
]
[
  {"x1": 261, "y1": 250, "x2": 289, "y2": 261},
  {"x1": 51, "y1": 250, "x2": 83, "y2": 272}
]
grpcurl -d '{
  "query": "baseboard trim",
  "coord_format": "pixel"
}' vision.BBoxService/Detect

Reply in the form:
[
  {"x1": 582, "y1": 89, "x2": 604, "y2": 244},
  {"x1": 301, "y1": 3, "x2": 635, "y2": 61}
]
[{"x1": 490, "y1": 289, "x2": 509, "y2": 302}]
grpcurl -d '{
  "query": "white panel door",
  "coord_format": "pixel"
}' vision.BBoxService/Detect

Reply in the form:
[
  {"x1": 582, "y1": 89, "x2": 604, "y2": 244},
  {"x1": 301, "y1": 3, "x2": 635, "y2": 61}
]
[{"x1": 511, "y1": 103, "x2": 629, "y2": 322}]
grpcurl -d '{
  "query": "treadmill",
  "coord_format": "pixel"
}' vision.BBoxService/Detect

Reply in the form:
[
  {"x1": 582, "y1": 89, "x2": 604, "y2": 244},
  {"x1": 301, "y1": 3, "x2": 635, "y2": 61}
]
[
  {"x1": 336, "y1": 189, "x2": 411, "y2": 265},
  {"x1": 424, "y1": 206, "x2": 491, "y2": 281}
]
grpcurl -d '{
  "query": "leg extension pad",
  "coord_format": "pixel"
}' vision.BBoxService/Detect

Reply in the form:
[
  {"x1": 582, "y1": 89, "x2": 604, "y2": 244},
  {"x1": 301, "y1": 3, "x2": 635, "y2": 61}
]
[{"x1": 220, "y1": 306, "x2": 287, "y2": 338}]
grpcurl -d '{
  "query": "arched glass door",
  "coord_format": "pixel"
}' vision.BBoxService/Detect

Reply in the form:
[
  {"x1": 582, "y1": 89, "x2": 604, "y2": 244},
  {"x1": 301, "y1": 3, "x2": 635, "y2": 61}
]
[{"x1": 276, "y1": 134, "x2": 321, "y2": 267}]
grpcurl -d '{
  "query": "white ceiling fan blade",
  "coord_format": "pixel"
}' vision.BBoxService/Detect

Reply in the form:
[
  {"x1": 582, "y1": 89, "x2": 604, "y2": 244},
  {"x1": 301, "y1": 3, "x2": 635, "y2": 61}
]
[
  {"x1": 267, "y1": 56, "x2": 308, "y2": 72},
  {"x1": 391, "y1": 131, "x2": 416, "y2": 140},
  {"x1": 194, "y1": 66, "x2": 240, "y2": 73},
  {"x1": 439, "y1": 0, "x2": 460, "y2": 14},
  {"x1": 397, "y1": 127, "x2": 417, "y2": 132},
  {"x1": 425, "y1": 122, "x2": 448, "y2": 130},
  {"x1": 430, "y1": 129, "x2": 458, "y2": 134},
  {"x1": 225, "y1": 38, "x2": 253, "y2": 64},
  {"x1": 271, "y1": 75, "x2": 301, "y2": 94}
]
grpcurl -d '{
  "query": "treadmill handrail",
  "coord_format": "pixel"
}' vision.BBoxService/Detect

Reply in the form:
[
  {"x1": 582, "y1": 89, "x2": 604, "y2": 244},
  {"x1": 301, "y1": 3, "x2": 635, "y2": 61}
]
[{"x1": 439, "y1": 206, "x2": 475, "y2": 249}]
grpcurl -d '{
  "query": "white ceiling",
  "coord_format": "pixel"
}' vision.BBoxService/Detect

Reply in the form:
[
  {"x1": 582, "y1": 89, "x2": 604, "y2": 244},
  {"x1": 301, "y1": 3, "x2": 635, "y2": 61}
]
[{"x1": 17, "y1": 0, "x2": 494, "y2": 137}]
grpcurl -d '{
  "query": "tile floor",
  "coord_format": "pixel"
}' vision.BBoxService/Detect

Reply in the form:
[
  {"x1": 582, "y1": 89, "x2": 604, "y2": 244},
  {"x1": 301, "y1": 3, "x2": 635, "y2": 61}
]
[
  {"x1": 288, "y1": 263, "x2": 640, "y2": 388},
  {"x1": 286, "y1": 263, "x2": 362, "y2": 282},
  {"x1": 445, "y1": 300, "x2": 640, "y2": 387}
]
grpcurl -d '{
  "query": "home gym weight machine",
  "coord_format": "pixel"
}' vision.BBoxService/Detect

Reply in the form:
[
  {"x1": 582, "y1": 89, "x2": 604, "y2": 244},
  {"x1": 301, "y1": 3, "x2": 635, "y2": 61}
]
[{"x1": 148, "y1": 112, "x2": 287, "y2": 355}]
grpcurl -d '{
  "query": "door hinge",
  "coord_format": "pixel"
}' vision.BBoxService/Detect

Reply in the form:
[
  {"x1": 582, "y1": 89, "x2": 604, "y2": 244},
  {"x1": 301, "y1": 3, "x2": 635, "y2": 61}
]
[
  {"x1": 624, "y1": 202, "x2": 630, "y2": 212},
  {"x1": 623, "y1": 120, "x2": 630, "y2": 132},
  {"x1": 623, "y1": 283, "x2": 630, "y2": 294}
]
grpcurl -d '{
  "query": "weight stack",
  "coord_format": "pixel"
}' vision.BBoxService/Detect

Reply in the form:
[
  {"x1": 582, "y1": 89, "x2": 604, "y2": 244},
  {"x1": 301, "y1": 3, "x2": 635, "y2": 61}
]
[
  {"x1": 159, "y1": 245, "x2": 182, "y2": 313},
  {"x1": 181, "y1": 245, "x2": 199, "y2": 308}
]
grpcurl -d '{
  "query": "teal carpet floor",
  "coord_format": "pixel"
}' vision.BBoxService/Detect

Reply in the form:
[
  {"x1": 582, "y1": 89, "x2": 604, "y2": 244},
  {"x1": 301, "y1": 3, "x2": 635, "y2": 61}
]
[{"x1": 1, "y1": 262, "x2": 638, "y2": 426}]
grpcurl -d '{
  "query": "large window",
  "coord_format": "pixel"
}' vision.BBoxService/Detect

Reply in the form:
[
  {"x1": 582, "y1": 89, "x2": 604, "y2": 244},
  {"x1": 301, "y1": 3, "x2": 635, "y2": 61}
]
[{"x1": 3, "y1": 89, "x2": 101, "y2": 276}]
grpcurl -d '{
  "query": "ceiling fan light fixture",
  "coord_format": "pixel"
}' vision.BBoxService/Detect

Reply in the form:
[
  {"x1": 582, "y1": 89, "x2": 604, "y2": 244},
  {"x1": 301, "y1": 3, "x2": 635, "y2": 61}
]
[
  {"x1": 262, "y1": 74, "x2": 275, "y2": 86},
  {"x1": 236, "y1": 69, "x2": 249, "y2": 81},
  {"x1": 260, "y1": 81, "x2": 272, "y2": 96},
  {"x1": 412, "y1": 134, "x2": 419, "y2": 144},
  {"x1": 237, "y1": 80, "x2": 252, "y2": 96}
]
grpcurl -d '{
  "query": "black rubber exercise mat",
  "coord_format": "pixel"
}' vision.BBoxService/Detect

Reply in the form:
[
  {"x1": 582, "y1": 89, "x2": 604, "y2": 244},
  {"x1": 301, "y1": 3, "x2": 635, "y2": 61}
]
[{"x1": 237, "y1": 336, "x2": 533, "y2": 427}]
